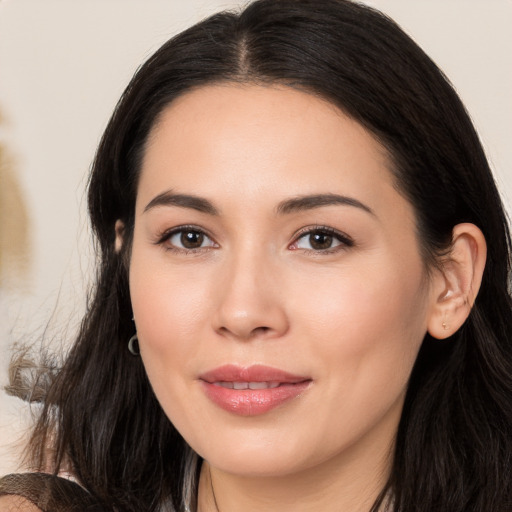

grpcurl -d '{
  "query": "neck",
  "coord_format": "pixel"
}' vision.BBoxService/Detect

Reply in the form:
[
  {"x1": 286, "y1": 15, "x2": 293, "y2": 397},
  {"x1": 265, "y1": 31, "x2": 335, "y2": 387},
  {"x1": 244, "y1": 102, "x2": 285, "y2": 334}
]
[{"x1": 197, "y1": 432, "x2": 393, "y2": 512}]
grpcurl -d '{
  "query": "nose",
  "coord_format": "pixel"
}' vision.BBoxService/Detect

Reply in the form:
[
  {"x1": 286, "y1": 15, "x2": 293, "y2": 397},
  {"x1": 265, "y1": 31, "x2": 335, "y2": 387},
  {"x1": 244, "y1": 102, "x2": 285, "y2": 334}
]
[{"x1": 212, "y1": 251, "x2": 289, "y2": 341}]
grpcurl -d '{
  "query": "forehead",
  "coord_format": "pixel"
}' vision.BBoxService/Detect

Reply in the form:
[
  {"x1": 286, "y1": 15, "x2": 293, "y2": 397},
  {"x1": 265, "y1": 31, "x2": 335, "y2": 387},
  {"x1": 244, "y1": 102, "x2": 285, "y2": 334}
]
[{"x1": 138, "y1": 84, "x2": 398, "y2": 213}]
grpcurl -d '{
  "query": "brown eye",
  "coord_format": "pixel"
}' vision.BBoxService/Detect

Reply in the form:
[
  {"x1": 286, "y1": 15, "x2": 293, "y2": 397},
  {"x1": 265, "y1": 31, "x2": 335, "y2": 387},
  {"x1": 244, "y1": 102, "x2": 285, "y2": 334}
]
[
  {"x1": 180, "y1": 230, "x2": 204, "y2": 249},
  {"x1": 292, "y1": 228, "x2": 353, "y2": 252},
  {"x1": 166, "y1": 228, "x2": 217, "y2": 251},
  {"x1": 308, "y1": 232, "x2": 333, "y2": 250}
]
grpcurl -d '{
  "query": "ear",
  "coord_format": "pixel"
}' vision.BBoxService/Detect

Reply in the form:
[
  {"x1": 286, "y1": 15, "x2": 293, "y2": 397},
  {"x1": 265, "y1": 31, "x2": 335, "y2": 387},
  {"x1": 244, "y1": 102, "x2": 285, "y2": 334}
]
[
  {"x1": 115, "y1": 220, "x2": 125, "y2": 253},
  {"x1": 427, "y1": 223, "x2": 487, "y2": 339}
]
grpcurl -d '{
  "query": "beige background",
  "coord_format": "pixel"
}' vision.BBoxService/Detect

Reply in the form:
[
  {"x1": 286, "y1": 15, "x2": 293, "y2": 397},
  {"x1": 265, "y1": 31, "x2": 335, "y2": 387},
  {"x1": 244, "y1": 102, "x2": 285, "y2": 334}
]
[{"x1": 0, "y1": 0, "x2": 511, "y2": 475}]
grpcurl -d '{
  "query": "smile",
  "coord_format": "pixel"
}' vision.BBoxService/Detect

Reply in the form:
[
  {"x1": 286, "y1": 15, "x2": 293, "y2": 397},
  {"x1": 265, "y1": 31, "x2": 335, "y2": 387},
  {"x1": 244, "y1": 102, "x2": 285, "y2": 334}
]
[{"x1": 199, "y1": 365, "x2": 312, "y2": 416}]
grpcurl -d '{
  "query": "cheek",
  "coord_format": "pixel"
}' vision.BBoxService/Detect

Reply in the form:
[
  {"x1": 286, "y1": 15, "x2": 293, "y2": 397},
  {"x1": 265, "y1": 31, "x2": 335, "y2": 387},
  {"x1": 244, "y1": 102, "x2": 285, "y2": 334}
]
[
  {"x1": 292, "y1": 256, "x2": 428, "y2": 385},
  {"x1": 128, "y1": 248, "x2": 215, "y2": 383},
  {"x1": 129, "y1": 257, "x2": 214, "y2": 436},
  {"x1": 280, "y1": 259, "x2": 429, "y2": 453}
]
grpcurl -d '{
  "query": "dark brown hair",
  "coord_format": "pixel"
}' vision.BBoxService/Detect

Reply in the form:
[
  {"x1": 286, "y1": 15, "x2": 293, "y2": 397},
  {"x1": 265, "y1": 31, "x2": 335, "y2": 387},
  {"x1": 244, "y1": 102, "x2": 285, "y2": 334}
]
[{"x1": 18, "y1": 1, "x2": 512, "y2": 511}]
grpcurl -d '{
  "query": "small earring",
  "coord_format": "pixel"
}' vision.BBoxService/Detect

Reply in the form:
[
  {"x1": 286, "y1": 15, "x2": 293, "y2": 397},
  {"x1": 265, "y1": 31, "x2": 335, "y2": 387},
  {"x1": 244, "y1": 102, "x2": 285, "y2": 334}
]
[
  {"x1": 441, "y1": 310, "x2": 450, "y2": 331},
  {"x1": 128, "y1": 334, "x2": 140, "y2": 355}
]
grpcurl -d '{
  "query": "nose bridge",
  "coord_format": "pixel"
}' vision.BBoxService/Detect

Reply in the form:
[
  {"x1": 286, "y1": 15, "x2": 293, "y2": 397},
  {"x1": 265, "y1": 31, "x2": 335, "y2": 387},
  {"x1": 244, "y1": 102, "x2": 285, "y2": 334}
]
[{"x1": 213, "y1": 240, "x2": 288, "y2": 340}]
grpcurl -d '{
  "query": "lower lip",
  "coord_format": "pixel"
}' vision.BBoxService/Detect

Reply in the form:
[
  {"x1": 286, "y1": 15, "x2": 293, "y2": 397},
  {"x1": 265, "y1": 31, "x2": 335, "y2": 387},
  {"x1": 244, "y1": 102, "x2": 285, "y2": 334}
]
[{"x1": 200, "y1": 381, "x2": 311, "y2": 416}]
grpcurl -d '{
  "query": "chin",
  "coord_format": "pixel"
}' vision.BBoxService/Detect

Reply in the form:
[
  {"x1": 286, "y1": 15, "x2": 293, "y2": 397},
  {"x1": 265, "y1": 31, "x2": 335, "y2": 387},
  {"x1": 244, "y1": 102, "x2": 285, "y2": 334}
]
[
  {"x1": 189, "y1": 430, "x2": 317, "y2": 478},
  {"x1": 205, "y1": 453, "x2": 306, "y2": 478}
]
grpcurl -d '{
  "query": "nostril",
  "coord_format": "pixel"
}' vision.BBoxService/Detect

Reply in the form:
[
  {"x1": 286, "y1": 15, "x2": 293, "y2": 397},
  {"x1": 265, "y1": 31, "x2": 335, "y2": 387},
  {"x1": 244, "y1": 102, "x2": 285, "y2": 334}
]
[
  {"x1": 252, "y1": 326, "x2": 271, "y2": 336},
  {"x1": 216, "y1": 325, "x2": 274, "y2": 340}
]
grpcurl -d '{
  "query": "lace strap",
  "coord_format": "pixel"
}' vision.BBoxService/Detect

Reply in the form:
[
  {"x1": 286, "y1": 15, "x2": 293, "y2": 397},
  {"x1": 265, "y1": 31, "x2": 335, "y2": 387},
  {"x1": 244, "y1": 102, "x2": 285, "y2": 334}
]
[{"x1": 0, "y1": 473, "x2": 105, "y2": 511}]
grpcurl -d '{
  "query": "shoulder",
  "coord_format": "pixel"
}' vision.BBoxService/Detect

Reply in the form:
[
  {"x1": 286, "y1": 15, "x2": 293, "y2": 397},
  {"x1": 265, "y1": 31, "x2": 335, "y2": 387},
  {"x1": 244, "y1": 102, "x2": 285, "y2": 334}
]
[
  {"x1": 0, "y1": 495, "x2": 42, "y2": 511},
  {"x1": 0, "y1": 473, "x2": 105, "y2": 512}
]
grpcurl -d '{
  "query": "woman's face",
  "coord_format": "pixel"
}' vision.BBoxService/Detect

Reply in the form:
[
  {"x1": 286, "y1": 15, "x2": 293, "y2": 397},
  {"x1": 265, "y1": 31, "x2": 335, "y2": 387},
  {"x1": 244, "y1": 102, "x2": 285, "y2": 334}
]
[{"x1": 128, "y1": 84, "x2": 436, "y2": 478}]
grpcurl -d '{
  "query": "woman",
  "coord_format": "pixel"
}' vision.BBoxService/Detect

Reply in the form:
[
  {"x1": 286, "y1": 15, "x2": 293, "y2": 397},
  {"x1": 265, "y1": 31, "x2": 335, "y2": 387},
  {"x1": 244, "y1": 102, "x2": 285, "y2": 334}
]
[{"x1": 1, "y1": 0, "x2": 510, "y2": 510}]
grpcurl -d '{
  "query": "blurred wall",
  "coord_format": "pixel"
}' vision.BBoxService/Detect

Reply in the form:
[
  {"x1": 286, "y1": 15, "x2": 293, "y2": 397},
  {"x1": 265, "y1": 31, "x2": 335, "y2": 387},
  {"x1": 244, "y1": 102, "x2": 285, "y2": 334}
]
[{"x1": 0, "y1": 0, "x2": 510, "y2": 474}]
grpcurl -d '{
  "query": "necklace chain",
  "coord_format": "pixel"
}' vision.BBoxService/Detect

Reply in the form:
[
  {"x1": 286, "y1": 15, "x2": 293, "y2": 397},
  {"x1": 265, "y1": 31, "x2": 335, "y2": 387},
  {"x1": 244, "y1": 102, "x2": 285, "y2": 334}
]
[
  {"x1": 209, "y1": 464, "x2": 220, "y2": 512},
  {"x1": 190, "y1": 466, "x2": 391, "y2": 512}
]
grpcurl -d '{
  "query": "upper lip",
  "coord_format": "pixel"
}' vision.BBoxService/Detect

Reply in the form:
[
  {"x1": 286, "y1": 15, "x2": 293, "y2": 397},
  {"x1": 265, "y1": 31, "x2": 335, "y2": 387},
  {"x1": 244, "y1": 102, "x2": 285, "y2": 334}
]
[{"x1": 199, "y1": 364, "x2": 310, "y2": 384}]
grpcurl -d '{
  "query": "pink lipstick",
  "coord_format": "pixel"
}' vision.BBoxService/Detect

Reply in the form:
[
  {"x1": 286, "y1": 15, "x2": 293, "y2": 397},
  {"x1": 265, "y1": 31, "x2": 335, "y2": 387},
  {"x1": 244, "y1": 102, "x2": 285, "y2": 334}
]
[{"x1": 199, "y1": 364, "x2": 311, "y2": 416}]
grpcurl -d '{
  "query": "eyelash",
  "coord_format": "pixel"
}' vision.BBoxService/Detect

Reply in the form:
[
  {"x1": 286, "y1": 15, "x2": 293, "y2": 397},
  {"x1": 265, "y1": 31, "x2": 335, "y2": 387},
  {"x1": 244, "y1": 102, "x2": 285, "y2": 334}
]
[
  {"x1": 155, "y1": 225, "x2": 218, "y2": 254},
  {"x1": 155, "y1": 225, "x2": 354, "y2": 254},
  {"x1": 289, "y1": 226, "x2": 354, "y2": 254}
]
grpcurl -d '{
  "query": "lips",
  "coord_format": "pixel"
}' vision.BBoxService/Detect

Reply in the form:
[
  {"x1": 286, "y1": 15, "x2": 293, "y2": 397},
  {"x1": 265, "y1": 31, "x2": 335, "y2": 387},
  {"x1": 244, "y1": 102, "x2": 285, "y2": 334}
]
[{"x1": 199, "y1": 364, "x2": 311, "y2": 416}]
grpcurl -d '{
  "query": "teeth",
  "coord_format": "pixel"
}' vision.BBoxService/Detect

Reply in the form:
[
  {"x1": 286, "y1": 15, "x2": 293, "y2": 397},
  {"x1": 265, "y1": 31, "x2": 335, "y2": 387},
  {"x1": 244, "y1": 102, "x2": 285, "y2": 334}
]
[
  {"x1": 213, "y1": 381, "x2": 281, "y2": 390},
  {"x1": 248, "y1": 382, "x2": 268, "y2": 390},
  {"x1": 217, "y1": 381, "x2": 234, "y2": 389}
]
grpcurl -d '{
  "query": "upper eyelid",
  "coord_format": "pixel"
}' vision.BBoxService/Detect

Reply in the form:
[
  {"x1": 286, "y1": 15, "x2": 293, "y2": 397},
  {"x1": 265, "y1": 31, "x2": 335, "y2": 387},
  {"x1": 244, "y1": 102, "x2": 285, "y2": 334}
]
[
  {"x1": 155, "y1": 225, "x2": 216, "y2": 245},
  {"x1": 292, "y1": 225, "x2": 353, "y2": 242}
]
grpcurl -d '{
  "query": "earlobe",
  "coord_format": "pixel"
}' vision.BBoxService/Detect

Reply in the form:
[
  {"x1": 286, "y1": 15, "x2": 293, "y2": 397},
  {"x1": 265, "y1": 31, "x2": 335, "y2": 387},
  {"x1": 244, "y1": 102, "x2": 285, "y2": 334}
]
[
  {"x1": 115, "y1": 220, "x2": 125, "y2": 253},
  {"x1": 427, "y1": 223, "x2": 487, "y2": 340}
]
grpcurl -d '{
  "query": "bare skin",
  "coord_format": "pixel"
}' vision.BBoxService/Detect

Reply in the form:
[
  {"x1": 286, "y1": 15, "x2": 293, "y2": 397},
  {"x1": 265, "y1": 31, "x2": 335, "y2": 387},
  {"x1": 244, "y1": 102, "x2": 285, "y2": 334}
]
[{"x1": 0, "y1": 496, "x2": 41, "y2": 512}]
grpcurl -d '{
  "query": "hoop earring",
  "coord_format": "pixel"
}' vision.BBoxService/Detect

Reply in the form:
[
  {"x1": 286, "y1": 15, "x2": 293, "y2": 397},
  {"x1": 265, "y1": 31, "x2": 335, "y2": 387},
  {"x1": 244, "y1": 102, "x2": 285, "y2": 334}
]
[{"x1": 128, "y1": 334, "x2": 140, "y2": 356}]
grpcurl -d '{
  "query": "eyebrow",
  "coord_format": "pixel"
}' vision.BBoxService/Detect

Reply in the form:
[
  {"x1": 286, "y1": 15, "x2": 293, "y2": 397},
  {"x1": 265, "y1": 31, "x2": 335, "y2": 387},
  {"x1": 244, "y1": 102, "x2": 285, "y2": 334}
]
[
  {"x1": 143, "y1": 191, "x2": 374, "y2": 217},
  {"x1": 276, "y1": 194, "x2": 375, "y2": 216},
  {"x1": 144, "y1": 191, "x2": 219, "y2": 215}
]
